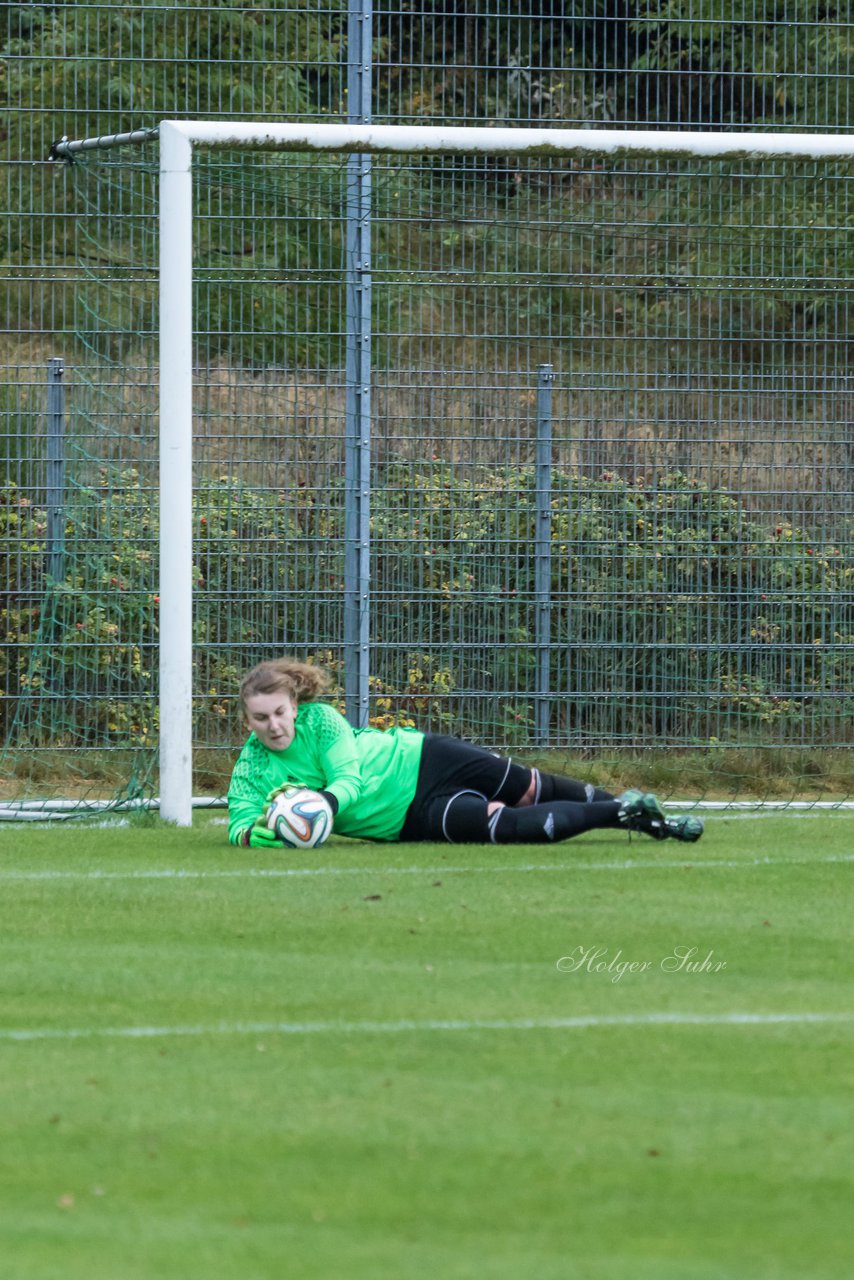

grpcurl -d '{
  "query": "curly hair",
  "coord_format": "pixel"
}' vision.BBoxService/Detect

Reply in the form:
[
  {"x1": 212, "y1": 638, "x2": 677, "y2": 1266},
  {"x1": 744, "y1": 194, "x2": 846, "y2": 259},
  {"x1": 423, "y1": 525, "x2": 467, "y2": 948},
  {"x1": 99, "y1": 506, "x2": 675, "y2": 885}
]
[{"x1": 238, "y1": 657, "x2": 330, "y2": 712}]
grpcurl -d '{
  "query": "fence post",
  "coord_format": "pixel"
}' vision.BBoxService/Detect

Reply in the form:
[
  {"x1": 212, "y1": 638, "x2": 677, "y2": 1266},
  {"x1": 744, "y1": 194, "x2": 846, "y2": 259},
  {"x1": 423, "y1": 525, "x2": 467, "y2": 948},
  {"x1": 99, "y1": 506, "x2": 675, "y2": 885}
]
[
  {"x1": 534, "y1": 364, "x2": 554, "y2": 745},
  {"x1": 343, "y1": 0, "x2": 373, "y2": 728},
  {"x1": 46, "y1": 357, "x2": 66, "y2": 585}
]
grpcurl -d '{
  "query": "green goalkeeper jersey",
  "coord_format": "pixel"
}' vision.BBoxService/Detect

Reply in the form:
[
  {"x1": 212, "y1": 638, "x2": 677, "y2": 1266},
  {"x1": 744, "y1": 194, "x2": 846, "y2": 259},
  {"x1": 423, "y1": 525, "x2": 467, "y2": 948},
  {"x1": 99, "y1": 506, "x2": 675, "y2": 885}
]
[{"x1": 227, "y1": 700, "x2": 425, "y2": 844}]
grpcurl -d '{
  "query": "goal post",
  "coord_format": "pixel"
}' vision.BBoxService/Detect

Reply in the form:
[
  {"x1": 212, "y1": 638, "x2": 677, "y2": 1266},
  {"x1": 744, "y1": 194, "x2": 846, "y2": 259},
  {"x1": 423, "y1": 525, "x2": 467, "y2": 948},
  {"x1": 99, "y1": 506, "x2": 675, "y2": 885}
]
[
  {"x1": 158, "y1": 124, "x2": 194, "y2": 827},
  {"x1": 43, "y1": 121, "x2": 854, "y2": 824}
]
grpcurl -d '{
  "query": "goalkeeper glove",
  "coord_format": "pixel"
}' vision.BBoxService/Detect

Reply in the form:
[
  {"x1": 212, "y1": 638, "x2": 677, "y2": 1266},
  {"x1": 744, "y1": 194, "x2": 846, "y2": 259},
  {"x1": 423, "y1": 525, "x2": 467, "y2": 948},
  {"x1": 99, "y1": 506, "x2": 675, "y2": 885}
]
[
  {"x1": 237, "y1": 813, "x2": 282, "y2": 849},
  {"x1": 265, "y1": 784, "x2": 291, "y2": 803},
  {"x1": 264, "y1": 783, "x2": 339, "y2": 815}
]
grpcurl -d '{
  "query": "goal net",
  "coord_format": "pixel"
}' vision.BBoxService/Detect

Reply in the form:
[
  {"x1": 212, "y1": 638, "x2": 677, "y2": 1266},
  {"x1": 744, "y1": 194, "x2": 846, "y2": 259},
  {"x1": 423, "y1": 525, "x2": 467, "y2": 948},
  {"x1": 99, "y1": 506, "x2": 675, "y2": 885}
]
[{"x1": 2, "y1": 123, "x2": 852, "y2": 821}]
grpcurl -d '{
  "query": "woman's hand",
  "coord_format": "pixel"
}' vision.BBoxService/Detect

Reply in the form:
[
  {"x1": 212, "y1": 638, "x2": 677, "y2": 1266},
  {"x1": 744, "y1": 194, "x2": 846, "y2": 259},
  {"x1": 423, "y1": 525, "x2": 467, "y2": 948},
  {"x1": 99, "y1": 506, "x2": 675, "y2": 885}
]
[{"x1": 240, "y1": 811, "x2": 282, "y2": 848}]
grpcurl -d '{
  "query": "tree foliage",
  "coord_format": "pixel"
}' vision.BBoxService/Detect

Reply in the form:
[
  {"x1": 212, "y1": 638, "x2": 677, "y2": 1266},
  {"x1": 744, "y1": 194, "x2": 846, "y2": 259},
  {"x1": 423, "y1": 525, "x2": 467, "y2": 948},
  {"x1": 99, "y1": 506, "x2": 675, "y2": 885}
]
[
  {"x1": 2, "y1": 3, "x2": 854, "y2": 365},
  {"x1": 2, "y1": 2, "x2": 345, "y2": 144},
  {"x1": 630, "y1": 1, "x2": 854, "y2": 128},
  {"x1": 3, "y1": 467, "x2": 850, "y2": 749}
]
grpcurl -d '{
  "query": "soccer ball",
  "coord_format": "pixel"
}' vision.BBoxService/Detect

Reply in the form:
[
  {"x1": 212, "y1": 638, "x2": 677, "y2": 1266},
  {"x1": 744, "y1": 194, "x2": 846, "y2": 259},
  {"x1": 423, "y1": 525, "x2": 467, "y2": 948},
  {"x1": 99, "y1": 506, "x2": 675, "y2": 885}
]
[{"x1": 265, "y1": 786, "x2": 333, "y2": 850}]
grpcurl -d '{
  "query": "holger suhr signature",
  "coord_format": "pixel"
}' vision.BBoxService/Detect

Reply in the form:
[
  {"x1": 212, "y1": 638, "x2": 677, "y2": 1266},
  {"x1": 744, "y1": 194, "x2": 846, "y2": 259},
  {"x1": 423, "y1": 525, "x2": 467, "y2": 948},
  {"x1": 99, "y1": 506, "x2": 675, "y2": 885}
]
[{"x1": 556, "y1": 944, "x2": 727, "y2": 983}]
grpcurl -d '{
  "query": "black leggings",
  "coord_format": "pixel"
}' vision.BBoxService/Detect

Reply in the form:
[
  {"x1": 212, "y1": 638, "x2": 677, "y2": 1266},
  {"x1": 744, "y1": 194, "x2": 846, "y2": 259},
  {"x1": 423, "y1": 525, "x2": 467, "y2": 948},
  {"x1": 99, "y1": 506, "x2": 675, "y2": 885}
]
[{"x1": 398, "y1": 735, "x2": 618, "y2": 844}]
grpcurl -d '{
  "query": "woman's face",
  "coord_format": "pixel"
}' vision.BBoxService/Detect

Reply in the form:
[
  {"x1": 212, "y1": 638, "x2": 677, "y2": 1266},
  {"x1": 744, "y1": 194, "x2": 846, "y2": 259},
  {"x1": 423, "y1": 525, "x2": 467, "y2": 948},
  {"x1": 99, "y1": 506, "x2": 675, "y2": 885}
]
[{"x1": 244, "y1": 689, "x2": 298, "y2": 751}]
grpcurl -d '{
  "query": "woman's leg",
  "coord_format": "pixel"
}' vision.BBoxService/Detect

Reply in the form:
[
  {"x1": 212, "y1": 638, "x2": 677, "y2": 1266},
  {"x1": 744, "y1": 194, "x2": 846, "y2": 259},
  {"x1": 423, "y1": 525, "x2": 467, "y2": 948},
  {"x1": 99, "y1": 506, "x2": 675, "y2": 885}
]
[
  {"x1": 439, "y1": 792, "x2": 622, "y2": 844},
  {"x1": 522, "y1": 768, "x2": 615, "y2": 806},
  {"x1": 399, "y1": 737, "x2": 701, "y2": 843}
]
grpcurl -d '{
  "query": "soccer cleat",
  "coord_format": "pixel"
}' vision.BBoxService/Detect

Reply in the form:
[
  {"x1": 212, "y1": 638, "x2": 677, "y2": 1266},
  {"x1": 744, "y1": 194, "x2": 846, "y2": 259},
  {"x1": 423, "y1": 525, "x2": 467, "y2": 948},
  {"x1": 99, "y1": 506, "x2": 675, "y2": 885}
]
[
  {"x1": 617, "y1": 789, "x2": 668, "y2": 840},
  {"x1": 665, "y1": 814, "x2": 704, "y2": 843}
]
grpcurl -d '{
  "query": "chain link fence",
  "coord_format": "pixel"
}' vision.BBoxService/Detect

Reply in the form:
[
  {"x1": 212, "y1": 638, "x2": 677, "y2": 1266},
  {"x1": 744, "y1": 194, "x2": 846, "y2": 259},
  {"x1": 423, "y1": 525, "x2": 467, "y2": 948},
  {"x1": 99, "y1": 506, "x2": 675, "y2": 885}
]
[{"x1": 1, "y1": 3, "x2": 852, "y2": 803}]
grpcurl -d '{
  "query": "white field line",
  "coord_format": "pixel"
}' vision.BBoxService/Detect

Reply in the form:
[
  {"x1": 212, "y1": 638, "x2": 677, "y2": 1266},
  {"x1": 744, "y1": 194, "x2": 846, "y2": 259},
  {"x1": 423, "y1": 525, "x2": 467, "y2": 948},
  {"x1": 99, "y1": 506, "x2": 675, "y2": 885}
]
[
  {"x1": 212, "y1": 810, "x2": 846, "y2": 825},
  {"x1": 2, "y1": 800, "x2": 853, "y2": 823},
  {"x1": 1, "y1": 1011, "x2": 853, "y2": 1044},
  {"x1": 1, "y1": 851, "x2": 853, "y2": 882},
  {"x1": 668, "y1": 802, "x2": 854, "y2": 810}
]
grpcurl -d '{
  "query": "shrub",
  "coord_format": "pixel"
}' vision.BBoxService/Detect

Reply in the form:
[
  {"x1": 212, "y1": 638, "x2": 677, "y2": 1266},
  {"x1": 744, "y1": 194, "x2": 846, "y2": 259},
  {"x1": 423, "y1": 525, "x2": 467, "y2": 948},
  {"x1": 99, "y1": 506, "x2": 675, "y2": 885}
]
[{"x1": 1, "y1": 466, "x2": 850, "y2": 751}]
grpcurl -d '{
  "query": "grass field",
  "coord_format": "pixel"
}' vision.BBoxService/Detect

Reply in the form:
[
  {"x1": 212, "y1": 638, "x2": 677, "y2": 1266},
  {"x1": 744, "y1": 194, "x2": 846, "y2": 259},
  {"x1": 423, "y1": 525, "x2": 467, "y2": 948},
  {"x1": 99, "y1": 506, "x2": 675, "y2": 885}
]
[{"x1": 0, "y1": 812, "x2": 852, "y2": 1280}]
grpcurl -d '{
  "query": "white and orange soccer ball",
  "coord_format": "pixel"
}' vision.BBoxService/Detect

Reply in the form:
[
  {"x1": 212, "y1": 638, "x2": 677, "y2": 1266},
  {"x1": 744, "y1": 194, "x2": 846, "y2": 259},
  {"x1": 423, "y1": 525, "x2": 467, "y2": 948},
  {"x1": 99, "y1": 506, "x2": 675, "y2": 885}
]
[{"x1": 265, "y1": 786, "x2": 333, "y2": 850}]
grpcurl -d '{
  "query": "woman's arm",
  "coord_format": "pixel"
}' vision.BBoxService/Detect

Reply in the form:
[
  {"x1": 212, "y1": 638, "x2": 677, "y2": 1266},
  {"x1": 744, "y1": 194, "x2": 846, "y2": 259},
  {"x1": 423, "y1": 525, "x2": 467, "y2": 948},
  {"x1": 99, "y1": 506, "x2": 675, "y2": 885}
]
[
  {"x1": 227, "y1": 747, "x2": 275, "y2": 846},
  {"x1": 304, "y1": 703, "x2": 364, "y2": 815}
]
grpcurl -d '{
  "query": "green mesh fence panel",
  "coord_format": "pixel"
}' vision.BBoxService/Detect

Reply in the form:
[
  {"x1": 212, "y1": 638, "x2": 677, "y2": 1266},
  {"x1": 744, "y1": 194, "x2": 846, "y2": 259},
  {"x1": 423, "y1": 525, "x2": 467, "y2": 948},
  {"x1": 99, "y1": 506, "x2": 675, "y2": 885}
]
[{"x1": 2, "y1": 141, "x2": 850, "y2": 814}]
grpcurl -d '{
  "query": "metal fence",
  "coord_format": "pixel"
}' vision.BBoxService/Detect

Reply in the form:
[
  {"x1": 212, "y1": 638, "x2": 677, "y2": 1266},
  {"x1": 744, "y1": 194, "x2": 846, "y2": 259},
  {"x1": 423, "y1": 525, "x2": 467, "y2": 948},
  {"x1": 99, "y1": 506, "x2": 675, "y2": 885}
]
[{"x1": 1, "y1": 3, "x2": 853, "y2": 800}]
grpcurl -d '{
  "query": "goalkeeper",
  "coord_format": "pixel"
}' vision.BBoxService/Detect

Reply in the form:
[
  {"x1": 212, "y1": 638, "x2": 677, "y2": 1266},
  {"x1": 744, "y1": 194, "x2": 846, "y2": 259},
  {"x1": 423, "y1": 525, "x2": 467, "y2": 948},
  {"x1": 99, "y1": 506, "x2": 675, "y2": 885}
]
[{"x1": 227, "y1": 658, "x2": 703, "y2": 849}]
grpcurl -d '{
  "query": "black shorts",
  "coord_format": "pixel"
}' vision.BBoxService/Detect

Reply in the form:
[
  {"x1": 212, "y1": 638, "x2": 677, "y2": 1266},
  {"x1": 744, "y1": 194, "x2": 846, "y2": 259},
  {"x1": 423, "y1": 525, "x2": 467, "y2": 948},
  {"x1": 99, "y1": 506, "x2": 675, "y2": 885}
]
[{"x1": 398, "y1": 735, "x2": 531, "y2": 843}]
